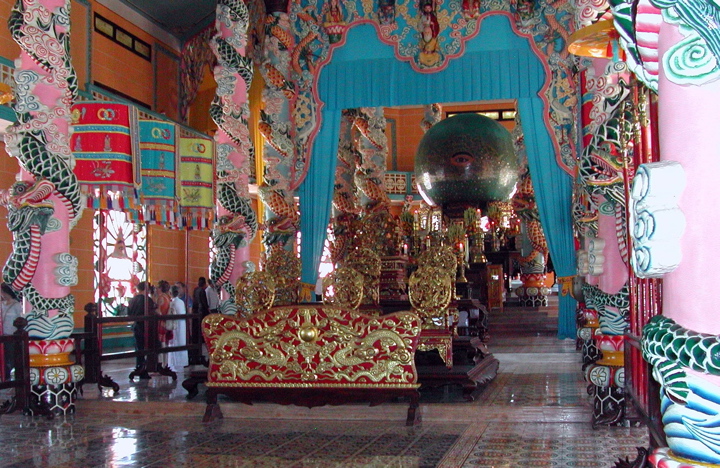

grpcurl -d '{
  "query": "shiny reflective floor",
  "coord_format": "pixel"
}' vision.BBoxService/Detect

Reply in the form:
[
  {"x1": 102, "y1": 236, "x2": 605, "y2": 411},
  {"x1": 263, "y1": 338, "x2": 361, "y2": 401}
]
[{"x1": 0, "y1": 312, "x2": 649, "y2": 467}]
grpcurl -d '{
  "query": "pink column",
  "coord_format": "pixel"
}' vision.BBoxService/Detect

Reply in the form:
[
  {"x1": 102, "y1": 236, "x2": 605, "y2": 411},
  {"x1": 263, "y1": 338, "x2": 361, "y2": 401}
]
[
  {"x1": 2, "y1": 0, "x2": 83, "y2": 415},
  {"x1": 209, "y1": 0, "x2": 258, "y2": 299},
  {"x1": 658, "y1": 23, "x2": 720, "y2": 336}
]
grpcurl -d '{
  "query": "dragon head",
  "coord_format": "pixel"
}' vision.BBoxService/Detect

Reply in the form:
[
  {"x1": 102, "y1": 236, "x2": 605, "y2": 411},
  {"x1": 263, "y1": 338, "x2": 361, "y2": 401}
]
[{"x1": 2, "y1": 180, "x2": 55, "y2": 234}]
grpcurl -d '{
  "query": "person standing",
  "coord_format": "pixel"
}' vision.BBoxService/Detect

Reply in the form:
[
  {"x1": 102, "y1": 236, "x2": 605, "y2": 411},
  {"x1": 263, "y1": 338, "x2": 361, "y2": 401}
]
[
  {"x1": 155, "y1": 280, "x2": 171, "y2": 366},
  {"x1": 127, "y1": 281, "x2": 157, "y2": 371},
  {"x1": 166, "y1": 285, "x2": 188, "y2": 372},
  {"x1": 190, "y1": 277, "x2": 209, "y2": 363},
  {"x1": 192, "y1": 277, "x2": 209, "y2": 317},
  {"x1": 175, "y1": 281, "x2": 190, "y2": 311},
  {"x1": 205, "y1": 280, "x2": 219, "y2": 314},
  {"x1": 1, "y1": 283, "x2": 23, "y2": 380}
]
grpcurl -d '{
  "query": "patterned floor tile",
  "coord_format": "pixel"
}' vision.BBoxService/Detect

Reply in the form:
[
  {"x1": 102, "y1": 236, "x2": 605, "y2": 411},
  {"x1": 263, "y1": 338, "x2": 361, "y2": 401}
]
[{"x1": 0, "y1": 316, "x2": 655, "y2": 468}]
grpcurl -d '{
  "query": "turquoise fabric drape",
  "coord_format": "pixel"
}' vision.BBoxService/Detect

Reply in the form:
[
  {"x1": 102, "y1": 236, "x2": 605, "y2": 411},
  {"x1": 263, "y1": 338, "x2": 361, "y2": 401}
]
[
  {"x1": 301, "y1": 15, "x2": 576, "y2": 338},
  {"x1": 517, "y1": 99, "x2": 577, "y2": 339},
  {"x1": 298, "y1": 109, "x2": 341, "y2": 285}
]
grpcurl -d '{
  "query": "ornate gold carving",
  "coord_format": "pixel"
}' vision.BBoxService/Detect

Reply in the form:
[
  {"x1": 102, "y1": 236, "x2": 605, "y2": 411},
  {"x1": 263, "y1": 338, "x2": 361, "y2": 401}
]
[
  {"x1": 263, "y1": 248, "x2": 301, "y2": 306},
  {"x1": 409, "y1": 266, "x2": 455, "y2": 366},
  {"x1": 417, "y1": 336, "x2": 453, "y2": 368},
  {"x1": 322, "y1": 266, "x2": 363, "y2": 309},
  {"x1": 235, "y1": 271, "x2": 276, "y2": 316},
  {"x1": 409, "y1": 266, "x2": 452, "y2": 319},
  {"x1": 345, "y1": 247, "x2": 381, "y2": 305},
  {"x1": 298, "y1": 325, "x2": 319, "y2": 343},
  {"x1": 205, "y1": 382, "x2": 420, "y2": 389},
  {"x1": 417, "y1": 244, "x2": 457, "y2": 273},
  {"x1": 202, "y1": 307, "x2": 421, "y2": 387}
]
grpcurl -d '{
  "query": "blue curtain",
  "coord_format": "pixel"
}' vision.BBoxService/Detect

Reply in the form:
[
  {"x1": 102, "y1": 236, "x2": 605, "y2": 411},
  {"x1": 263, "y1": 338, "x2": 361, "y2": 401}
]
[
  {"x1": 301, "y1": 16, "x2": 577, "y2": 339},
  {"x1": 298, "y1": 109, "x2": 341, "y2": 283},
  {"x1": 517, "y1": 99, "x2": 577, "y2": 339}
]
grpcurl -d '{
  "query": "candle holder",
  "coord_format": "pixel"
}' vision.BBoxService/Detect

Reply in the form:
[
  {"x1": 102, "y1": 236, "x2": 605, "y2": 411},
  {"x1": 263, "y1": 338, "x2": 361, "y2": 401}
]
[
  {"x1": 470, "y1": 232, "x2": 487, "y2": 263},
  {"x1": 456, "y1": 249, "x2": 468, "y2": 283}
]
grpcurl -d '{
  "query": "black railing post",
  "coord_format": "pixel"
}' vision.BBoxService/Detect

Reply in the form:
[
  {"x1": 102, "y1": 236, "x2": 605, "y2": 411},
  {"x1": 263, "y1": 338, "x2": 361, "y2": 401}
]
[
  {"x1": 12, "y1": 317, "x2": 30, "y2": 412},
  {"x1": 83, "y1": 311, "x2": 100, "y2": 384}
]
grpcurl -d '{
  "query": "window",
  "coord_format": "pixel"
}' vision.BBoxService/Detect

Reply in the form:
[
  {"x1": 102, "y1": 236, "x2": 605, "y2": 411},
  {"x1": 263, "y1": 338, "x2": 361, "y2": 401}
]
[{"x1": 94, "y1": 210, "x2": 147, "y2": 316}]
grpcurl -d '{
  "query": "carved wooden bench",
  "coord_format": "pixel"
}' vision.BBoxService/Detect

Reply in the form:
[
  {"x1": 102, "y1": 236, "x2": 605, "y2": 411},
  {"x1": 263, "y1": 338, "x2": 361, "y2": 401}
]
[{"x1": 201, "y1": 305, "x2": 422, "y2": 425}]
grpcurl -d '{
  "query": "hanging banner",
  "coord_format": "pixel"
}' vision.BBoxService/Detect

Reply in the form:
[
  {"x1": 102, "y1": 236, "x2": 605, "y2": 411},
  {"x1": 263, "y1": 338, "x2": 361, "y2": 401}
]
[
  {"x1": 178, "y1": 136, "x2": 214, "y2": 229},
  {"x1": 137, "y1": 120, "x2": 178, "y2": 225},
  {"x1": 71, "y1": 102, "x2": 140, "y2": 211}
]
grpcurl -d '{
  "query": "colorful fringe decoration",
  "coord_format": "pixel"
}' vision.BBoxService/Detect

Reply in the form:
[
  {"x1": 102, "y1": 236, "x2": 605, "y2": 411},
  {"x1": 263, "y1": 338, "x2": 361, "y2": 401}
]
[
  {"x1": 136, "y1": 120, "x2": 178, "y2": 225},
  {"x1": 71, "y1": 102, "x2": 140, "y2": 210},
  {"x1": 178, "y1": 136, "x2": 214, "y2": 229}
]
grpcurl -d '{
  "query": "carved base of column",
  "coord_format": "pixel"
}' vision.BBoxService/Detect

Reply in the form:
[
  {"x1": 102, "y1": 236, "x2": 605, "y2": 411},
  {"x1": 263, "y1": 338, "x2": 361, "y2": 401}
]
[
  {"x1": 581, "y1": 338, "x2": 601, "y2": 364},
  {"x1": 29, "y1": 383, "x2": 77, "y2": 416},
  {"x1": 518, "y1": 295, "x2": 549, "y2": 307},
  {"x1": 648, "y1": 447, "x2": 719, "y2": 467},
  {"x1": 591, "y1": 384, "x2": 624, "y2": 428}
]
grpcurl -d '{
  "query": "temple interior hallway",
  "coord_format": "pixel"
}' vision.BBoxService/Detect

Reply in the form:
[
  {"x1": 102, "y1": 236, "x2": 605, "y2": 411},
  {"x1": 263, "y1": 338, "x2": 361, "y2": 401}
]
[{"x1": 0, "y1": 305, "x2": 649, "y2": 467}]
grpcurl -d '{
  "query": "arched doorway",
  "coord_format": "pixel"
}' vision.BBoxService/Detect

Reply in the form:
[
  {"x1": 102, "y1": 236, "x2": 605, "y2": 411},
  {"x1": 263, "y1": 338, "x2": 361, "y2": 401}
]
[{"x1": 299, "y1": 14, "x2": 576, "y2": 337}]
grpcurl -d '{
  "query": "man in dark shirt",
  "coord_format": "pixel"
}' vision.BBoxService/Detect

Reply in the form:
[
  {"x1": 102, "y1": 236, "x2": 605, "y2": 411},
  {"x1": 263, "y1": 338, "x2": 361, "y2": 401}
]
[
  {"x1": 189, "y1": 277, "x2": 209, "y2": 364},
  {"x1": 192, "y1": 277, "x2": 209, "y2": 317},
  {"x1": 127, "y1": 281, "x2": 157, "y2": 370}
]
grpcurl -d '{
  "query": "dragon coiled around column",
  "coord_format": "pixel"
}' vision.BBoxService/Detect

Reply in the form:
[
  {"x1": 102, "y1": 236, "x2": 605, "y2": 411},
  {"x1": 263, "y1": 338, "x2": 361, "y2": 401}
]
[
  {"x1": 209, "y1": 0, "x2": 258, "y2": 291},
  {"x1": 3, "y1": 0, "x2": 81, "y2": 339},
  {"x1": 332, "y1": 112, "x2": 361, "y2": 215},
  {"x1": 1, "y1": 180, "x2": 54, "y2": 291},
  {"x1": 352, "y1": 108, "x2": 391, "y2": 211},
  {"x1": 210, "y1": 213, "x2": 252, "y2": 290},
  {"x1": 259, "y1": 12, "x2": 301, "y2": 250},
  {"x1": 582, "y1": 282, "x2": 630, "y2": 336},
  {"x1": 577, "y1": 76, "x2": 633, "y2": 266},
  {"x1": 6, "y1": 127, "x2": 82, "y2": 221},
  {"x1": 642, "y1": 314, "x2": 720, "y2": 462},
  {"x1": 258, "y1": 185, "x2": 299, "y2": 247},
  {"x1": 512, "y1": 170, "x2": 549, "y2": 264}
]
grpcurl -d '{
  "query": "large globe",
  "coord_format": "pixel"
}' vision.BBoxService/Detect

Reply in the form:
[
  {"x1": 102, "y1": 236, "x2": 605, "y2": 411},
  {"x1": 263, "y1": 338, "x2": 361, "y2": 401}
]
[{"x1": 414, "y1": 113, "x2": 519, "y2": 211}]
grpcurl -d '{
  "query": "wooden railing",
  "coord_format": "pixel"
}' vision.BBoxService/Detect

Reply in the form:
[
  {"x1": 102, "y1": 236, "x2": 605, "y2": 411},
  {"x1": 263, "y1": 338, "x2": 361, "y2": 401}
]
[
  {"x1": 624, "y1": 332, "x2": 665, "y2": 447},
  {"x1": 0, "y1": 321, "x2": 31, "y2": 416},
  {"x1": 80, "y1": 311, "x2": 204, "y2": 391}
]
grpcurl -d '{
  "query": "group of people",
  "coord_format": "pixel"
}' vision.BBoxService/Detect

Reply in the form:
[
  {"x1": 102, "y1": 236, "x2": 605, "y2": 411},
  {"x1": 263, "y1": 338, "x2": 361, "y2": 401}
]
[
  {"x1": 127, "y1": 280, "x2": 190, "y2": 374},
  {"x1": 127, "y1": 277, "x2": 221, "y2": 375},
  {"x1": 1, "y1": 276, "x2": 221, "y2": 380}
]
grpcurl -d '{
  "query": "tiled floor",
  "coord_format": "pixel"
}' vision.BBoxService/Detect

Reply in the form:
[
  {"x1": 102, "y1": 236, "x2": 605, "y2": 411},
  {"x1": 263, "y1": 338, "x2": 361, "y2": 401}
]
[{"x1": 0, "y1": 318, "x2": 649, "y2": 467}]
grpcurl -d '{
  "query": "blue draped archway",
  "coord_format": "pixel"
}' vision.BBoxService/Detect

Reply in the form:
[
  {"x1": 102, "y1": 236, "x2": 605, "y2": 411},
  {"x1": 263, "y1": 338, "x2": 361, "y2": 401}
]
[{"x1": 298, "y1": 14, "x2": 577, "y2": 338}]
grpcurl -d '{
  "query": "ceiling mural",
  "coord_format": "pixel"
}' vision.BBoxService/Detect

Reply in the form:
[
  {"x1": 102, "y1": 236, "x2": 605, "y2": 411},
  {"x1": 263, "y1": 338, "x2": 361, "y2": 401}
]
[{"x1": 305, "y1": 0, "x2": 575, "y2": 73}]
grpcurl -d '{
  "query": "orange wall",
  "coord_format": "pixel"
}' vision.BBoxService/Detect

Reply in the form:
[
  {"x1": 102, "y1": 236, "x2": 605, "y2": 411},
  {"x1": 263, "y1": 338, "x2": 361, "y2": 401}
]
[
  {"x1": 0, "y1": 0, "x2": 18, "y2": 61},
  {"x1": 147, "y1": 226, "x2": 188, "y2": 285},
  {"x1": 187, "y1": 230, "x2": 210, "y2": 286},
  {"x1": 385, "y1": 103, "x2": 516, "y2": 173},
  {"x1": 0, "y1": 141, "x2": 16, "y2": 278},
  {"x1": 69, "y1": 210, "x2": 95, "y2": 324},
  {"x1": 386, "y1": 107, "x2": 426, "y2": 172},
  {"x1": 91, "y1": 4, "x2": 156, "y2": 106},
  {"x1": 70, "y1": 0, "x2": 91, "y2": 90},
  {"x1": 155, "y1": 47, "x2": 180, "y2": 121}
]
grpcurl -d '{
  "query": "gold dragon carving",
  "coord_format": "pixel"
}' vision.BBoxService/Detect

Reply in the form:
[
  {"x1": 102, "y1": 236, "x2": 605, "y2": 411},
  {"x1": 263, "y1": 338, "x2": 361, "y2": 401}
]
[
  {"x1": 408, "y1": 265, "x2": 455, "y2": 367},
  {"x1": 235, "y1": 271, "x2": 276, "y2": 317},
  {"x1": 262, "y1": 247, "x2": 301, "y2": 306},
  {"x1": 345, "y1": 247, "x2": 381, "y2": 306},
  {"x1": 202, "y1": 306, "x2": 421, "y2": 388},
  {"x1": 322, "y1": 266, "x2": 364, "y2": 309}
]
